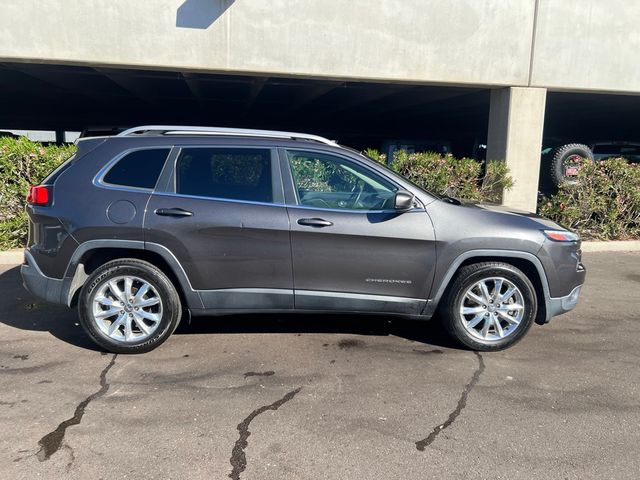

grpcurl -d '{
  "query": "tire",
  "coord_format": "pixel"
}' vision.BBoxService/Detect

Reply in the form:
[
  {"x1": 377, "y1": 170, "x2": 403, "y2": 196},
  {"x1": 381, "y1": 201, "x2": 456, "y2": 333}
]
[
  {"x1": 78, "y1": 259, "x2": 182, "y2": 354},
  {"x1": 550, "y1": 143, "x2": 594, "y2": 187},
  {"x1": 441, "y1": 262, "x2": 537, "y2": 351}
]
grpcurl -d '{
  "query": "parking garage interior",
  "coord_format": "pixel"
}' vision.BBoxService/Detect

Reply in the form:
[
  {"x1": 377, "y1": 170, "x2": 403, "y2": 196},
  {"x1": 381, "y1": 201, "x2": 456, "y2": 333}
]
[{"x1": 1, "y1": 61, "x2": 639, "y2": 177}]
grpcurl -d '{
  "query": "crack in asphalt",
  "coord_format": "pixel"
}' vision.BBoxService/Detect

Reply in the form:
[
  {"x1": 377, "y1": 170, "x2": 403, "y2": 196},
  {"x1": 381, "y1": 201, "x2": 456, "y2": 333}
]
[
  {"x1": 0, "y1": 399, "x2": 27, "y2": 407},
  {"x1": 415, "y1": 352, "x2": 485, "y2": 451},
  {"x1": 36, "y1": 354, "x2": 117, "y2": 461},
  {"x1": 63, "y1": 443, "x2": 75, "y2": 472},
  {"x1": 412, "y1": 348, "x2": 444, "y2": 355},
  {"x1": 244, "y1": 371, "x2": 275, "y2": 379},
  {"x1": 228, "y1": 387, "x2": 302, "y2": 480}
]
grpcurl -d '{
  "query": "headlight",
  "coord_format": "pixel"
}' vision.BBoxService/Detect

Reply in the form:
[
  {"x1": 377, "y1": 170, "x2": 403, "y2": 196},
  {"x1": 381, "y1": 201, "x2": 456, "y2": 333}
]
[{"x1": 543, "y1": 229, "x2": 580, "y2": 242}]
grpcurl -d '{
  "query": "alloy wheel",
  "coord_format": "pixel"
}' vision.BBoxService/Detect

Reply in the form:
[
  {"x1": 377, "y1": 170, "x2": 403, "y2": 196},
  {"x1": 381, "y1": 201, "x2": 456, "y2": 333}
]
[
  {"x1": 91, "y1": 275, "x2": 163, "y2": 343},
  {"x1": 458, "y1": 276, "x2": 525, "y2": 343}
]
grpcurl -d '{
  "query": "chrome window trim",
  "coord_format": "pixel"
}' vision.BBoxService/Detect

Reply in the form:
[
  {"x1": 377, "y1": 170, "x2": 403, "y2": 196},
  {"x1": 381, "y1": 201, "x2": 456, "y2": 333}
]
[
  {"x1": 93, "y1": 146, "x2": 172, "y2": 193},
  {"x1": 286, "y1": 204, "x2": 424, "y2": 214},
  {"x1": 151, "y1": 191, "x2": 286, "y2": 208}
]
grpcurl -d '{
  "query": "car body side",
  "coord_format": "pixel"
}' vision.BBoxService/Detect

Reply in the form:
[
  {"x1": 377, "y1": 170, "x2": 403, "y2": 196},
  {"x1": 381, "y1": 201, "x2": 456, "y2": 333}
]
[{"x1": 21, "y1": 135, "x2": 585, "y2": 325}]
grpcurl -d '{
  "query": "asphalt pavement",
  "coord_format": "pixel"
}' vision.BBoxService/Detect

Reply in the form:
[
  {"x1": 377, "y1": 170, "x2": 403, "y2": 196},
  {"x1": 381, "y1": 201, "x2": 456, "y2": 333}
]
[{"x1": 0, "y1": 251, "x2": 639, "y2": 479}]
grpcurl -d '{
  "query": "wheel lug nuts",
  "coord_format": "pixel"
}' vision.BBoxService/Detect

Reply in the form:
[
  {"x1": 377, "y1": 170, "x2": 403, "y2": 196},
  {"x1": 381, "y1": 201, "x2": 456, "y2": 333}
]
[
  {"x1": 134, "y1": 307, "x2": 139, "y2": 310},
  {"x1": 120, "y1": 310, "x2": 124, "y2": 314}
]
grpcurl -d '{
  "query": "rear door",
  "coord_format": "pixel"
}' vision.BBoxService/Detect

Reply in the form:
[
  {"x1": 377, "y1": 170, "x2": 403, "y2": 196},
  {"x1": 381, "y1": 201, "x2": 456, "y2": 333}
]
[
  {"x1": 144, "y1": 145, "x2": 293, "y2": 311},
  {"x1": 281, "y1": 148, "x2": 436, "y2": 315}
]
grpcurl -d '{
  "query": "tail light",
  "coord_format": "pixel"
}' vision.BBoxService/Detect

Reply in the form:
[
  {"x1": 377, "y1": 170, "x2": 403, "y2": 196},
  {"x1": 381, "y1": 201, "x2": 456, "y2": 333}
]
[{"x1": 27, "y1": 186, "x2": 50, "y2": 206}]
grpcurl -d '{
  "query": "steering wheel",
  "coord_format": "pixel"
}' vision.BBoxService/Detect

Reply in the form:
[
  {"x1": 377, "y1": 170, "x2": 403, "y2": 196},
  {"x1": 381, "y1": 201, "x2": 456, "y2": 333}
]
[{"x1": 348, "y1": 183, "x2": 366, "y2": 209}]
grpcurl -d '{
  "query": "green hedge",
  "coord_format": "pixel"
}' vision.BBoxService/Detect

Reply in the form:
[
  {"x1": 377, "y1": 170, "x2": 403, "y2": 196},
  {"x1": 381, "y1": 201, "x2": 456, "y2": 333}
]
[
  {"x1": 5, "y1": 138, "x2": 634, "y2": 249},
  {"x1": 538, "y1": 157, "x2": 640, "y2": 240},
  {"x1": 0, "y1": 137, "x2": 76, "y2": 249},
  {"x1": 365, "y1": 149, "x2": 513, "y2": 203}
]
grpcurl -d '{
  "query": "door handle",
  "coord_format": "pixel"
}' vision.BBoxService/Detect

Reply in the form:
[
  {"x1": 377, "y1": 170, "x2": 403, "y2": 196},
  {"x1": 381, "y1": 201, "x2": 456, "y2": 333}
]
[
  {"x1": 154, "y1": 208, "x2": 193, "y2": 217},
  {"x1": 297, "y1": 217, "x2": 333, "y2": 228}
]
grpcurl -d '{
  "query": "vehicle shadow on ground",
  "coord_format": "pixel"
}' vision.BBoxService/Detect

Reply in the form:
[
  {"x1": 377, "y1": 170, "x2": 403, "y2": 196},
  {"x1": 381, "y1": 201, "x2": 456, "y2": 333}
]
[
  {"x1": 0, "y1": 266, "x2": 459, "y2": 351},
  {"x1": 0, "y1": 266, "x2": 102, "y2": 351},
  {"x1": 178, "y1": 313, "x2": 457, "y2": 349}
]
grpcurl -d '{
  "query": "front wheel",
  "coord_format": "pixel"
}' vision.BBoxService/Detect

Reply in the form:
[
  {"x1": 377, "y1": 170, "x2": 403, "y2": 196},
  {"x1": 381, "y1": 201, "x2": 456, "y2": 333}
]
[
  {"x1": 441, "y1": 262, "x2": 537, "y2": 351},
  {"x1": 78, "y1": 259, "x2": 182, "y2": 354}
]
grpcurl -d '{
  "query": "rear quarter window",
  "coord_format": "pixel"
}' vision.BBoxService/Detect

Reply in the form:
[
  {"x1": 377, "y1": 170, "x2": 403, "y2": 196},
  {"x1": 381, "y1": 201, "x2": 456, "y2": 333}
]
[{"x1": 103, "y1": 148, "x2": 170, "y2": 189}]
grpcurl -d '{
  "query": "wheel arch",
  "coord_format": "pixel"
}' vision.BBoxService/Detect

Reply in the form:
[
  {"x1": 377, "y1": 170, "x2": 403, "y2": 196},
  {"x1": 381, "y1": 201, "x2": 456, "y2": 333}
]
[
  {"x1": 63, "y1": 240, "x2": 202, "y2": 309},
  {"x1": 426, "y1": 250, "x2": 549, "y2": 325}
]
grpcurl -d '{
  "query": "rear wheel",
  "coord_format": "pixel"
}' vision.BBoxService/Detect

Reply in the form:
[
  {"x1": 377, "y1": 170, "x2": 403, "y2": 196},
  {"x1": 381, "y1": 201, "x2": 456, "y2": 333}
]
[
  {"x1": 78, "y1": 259, "x2": 182, "y2": 354},
  {"x1": 441, "y1": 262, "x2": 537, "y2": 351}
]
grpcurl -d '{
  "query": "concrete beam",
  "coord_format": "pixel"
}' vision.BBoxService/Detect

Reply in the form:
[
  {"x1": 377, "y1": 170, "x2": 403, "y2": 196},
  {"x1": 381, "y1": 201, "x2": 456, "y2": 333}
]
[
  {"x1": 487, "y1": 87, "x2": 546, "y2": 213},
  {"x1": 0, "y1": 0, "x2": 536, "y2": 88}
]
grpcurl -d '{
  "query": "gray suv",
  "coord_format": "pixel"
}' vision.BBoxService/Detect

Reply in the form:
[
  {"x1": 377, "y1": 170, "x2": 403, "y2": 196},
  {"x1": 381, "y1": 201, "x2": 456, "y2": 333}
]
[{"x1": 21, "y1": 126, "x2": 586, "y2": 353}]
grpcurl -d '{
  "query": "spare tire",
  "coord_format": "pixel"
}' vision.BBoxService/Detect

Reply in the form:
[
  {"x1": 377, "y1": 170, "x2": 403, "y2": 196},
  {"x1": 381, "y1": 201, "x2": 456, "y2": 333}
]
[{"x1": 550, "y1": 143, "x2": 594, "y2": 186}]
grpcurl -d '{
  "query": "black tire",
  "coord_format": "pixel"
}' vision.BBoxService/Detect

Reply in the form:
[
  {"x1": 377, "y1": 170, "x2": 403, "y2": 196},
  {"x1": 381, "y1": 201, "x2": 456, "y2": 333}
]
[
  {"x1": 78, "y1": 259, "x2": 182, "y2": 354},
  {"x1": 550, "y1": 143, "x2": 594, "y2": 187},
  {"x1": 441, "y1": 262, "x2": 537, "y2": 351}
]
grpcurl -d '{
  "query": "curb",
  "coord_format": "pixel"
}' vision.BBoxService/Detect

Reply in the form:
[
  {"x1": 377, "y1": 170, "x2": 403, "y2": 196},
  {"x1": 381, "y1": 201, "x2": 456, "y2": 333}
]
[
  {"x1": 0, "y1": 249, "x2": 23, "y2": 265},
  {"x1": 581, "y1": 240, "x2": 640, "y2": 253}
]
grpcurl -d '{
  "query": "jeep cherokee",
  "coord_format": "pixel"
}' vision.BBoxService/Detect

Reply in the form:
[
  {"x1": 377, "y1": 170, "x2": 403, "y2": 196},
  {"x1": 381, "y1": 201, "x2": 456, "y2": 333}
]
[{"x1": 21, "y1": 125, "x2": 586, "y2": 353}]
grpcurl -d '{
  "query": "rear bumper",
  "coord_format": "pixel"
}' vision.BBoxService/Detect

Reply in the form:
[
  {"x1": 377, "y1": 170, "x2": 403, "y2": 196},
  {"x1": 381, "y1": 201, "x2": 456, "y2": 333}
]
[
  {"x1": 21, "y1": 250, "x2": 66, "y2": 305},
  {"x1": 544, "y1": 284, "x2": 583, "y2": 322}
]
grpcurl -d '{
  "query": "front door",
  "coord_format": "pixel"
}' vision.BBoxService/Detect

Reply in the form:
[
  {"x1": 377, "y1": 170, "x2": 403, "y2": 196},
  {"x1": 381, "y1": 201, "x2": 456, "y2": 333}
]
[
  {"x1": 282, "y1": 148, "x2": 436, "y2": 315},
  {"x1": 144, "y1": 146, "x2": 293, "y2": 311}
]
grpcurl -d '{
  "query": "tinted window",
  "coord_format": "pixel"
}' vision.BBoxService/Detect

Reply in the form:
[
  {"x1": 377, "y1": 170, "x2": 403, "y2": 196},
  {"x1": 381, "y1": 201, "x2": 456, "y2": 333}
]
[
  {"x1": 103, "y1": 149, "x2": 169, "y2": 189},
  {"x1": 287, "y1": 150, "x2": 397, "y2": 210},
  {"x1": 176, "y1": 148, "x2": 273, "y2": 203}
]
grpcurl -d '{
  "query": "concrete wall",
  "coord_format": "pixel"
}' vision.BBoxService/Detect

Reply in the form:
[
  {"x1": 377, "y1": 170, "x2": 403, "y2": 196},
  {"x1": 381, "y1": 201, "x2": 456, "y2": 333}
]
[
  {"x1": 1, "y1": 0, "x2": 531, "y2": 86},
  {"x1": 531, "y1": 0, "x2": 640, "y2": 93},
  {"x1": 1, "y1": 0, "x2": 637, "y2": 93}
]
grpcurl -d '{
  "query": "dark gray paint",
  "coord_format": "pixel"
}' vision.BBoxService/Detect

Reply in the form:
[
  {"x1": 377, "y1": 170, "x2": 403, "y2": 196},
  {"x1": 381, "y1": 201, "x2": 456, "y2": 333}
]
[{"x1": 21, "y1": 132, "x2": 586, "y2": 322}]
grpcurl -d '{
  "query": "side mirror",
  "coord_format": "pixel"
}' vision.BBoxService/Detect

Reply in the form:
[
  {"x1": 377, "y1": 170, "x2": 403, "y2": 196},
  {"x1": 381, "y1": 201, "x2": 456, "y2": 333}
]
[{"x1": 394, "y1": 190, "x2": 415, "y2": 211}]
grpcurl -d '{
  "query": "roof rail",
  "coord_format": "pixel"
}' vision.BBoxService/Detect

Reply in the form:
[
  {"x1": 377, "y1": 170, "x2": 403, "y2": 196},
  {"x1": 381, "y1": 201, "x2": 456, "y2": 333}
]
[{"x1": 116, "y1": 125, "x2": 336, "y2": 145}]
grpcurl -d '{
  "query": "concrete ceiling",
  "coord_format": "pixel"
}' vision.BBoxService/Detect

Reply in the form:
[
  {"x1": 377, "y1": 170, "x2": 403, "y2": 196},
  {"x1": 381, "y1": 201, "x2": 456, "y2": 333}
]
[{"x1": 1, "y1": 62, "x2": 639, "y2": 154}]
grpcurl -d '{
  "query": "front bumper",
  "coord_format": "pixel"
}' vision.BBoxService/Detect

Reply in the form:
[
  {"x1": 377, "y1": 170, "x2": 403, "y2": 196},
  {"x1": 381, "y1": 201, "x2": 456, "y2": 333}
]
[{"x1": 544, "y1": 284, "x2": 583, "y2": 322}]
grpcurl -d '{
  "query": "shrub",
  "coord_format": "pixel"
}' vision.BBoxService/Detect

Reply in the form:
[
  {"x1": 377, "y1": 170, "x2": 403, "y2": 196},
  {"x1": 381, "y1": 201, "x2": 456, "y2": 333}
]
[
  {"x1": 0, "y1": 137, "x2": 76, "y2": 249},
  {"x1": 364, "y1": 149, "x2": 512, "y2": 203},
  {"x1": 538, "y1": 157, "x2": 640, "y2": 240}
]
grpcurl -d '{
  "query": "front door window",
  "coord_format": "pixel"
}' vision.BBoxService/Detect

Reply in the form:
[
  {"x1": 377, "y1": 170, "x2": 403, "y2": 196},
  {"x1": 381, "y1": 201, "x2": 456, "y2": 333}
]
[{"x1": 286, "y1": 150, "x2": 397, "y2": 210}]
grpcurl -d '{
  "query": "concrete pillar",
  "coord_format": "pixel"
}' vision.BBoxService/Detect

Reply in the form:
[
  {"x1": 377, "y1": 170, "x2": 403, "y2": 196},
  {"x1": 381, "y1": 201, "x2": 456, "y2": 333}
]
[
  {"x1": 487, "y1": 87, "x2": 547, "y2": 212},
  {"x1": 54, "y1": 129, "x2": 65, "y2": 145}
]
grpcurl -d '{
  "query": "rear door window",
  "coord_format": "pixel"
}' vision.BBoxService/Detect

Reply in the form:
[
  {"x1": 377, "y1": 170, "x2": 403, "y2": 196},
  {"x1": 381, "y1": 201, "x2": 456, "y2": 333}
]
[
  {"x1": 175, "y1": 147, "x2": 274, "y2": 203},
  {"x1": 103, "y1": 148, "x2": 170, "y2": 189}
]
